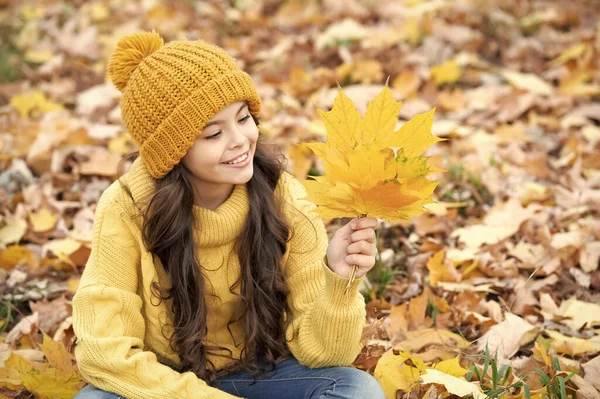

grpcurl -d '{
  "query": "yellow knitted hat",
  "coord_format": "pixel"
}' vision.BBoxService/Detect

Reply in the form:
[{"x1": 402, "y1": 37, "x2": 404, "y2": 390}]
[{"x1": 107, "y1": 30, "x2": 262, "y2": 179}]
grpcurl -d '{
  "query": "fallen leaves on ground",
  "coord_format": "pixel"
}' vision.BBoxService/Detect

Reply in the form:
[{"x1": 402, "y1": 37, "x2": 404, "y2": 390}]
[{"x1": 1, "y1": 0, "x2": 600, "y2": 398}]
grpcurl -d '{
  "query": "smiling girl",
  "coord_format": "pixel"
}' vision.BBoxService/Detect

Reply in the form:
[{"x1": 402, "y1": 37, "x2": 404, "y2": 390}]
[{"x1": 72, "y1": 30, "x2": 385, "y2": 399}]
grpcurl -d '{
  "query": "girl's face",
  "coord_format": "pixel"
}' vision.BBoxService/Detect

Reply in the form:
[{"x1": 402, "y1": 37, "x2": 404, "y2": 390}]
[{"x1": 181, "y1": 101, "x2": 258, "y2": 202}]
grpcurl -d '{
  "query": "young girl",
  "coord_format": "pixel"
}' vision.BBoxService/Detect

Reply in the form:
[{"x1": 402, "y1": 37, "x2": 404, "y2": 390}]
[{"x1": 72, "y1": 30, "x2": 386, "y2": 399}]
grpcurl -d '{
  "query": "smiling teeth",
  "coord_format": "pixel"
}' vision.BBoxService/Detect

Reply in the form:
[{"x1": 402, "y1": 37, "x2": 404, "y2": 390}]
[{"x1": 224, "y1": 153, "x2": 248, "y2": 164}]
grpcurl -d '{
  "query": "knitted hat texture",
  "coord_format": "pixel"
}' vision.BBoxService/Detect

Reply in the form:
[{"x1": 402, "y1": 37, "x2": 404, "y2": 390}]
[{"x1": 107, "y1": 30, "x2": 262, "y2": 179}]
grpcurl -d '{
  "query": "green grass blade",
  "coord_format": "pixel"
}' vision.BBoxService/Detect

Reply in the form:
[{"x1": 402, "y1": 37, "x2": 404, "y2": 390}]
[{"x1": 558, "y1": 376, "x2": 567, "y2": 399}]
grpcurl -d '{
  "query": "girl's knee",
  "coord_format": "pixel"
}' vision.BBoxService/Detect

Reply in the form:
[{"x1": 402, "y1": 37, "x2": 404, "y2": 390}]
[
  {"x1": 327, "y1": 367, "x2": 385, "y2": 399},
  {"x1": 351, "y1": 369, "x2": 386, "y2": 399}
]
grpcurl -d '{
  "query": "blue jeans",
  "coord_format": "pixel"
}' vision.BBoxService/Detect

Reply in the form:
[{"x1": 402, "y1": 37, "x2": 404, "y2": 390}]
[{"x1": 74, "y1": 357, "x2": 385, "y2": 399}]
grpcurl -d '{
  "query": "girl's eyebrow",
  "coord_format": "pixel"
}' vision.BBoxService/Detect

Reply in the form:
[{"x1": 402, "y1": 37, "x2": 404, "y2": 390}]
[{"x1": 204, "y1": 104, "x2": 248, "y2": 128}]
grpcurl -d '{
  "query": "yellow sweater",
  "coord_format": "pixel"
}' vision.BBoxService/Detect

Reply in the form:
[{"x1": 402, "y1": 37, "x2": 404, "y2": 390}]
[{"x1": 72, "y1": 157, "x2": 366, "y2": 399}]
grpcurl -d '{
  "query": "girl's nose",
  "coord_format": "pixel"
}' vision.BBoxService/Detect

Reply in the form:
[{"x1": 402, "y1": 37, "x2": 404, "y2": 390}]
[{"x1": 230, "y1": 127, "x2": 247, "y2": 147}]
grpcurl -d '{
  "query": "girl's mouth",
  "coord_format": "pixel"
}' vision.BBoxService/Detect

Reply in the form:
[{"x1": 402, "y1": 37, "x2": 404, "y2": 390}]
[{"x1": 221, "y1": 151, "x2": 250, "y2": 168}]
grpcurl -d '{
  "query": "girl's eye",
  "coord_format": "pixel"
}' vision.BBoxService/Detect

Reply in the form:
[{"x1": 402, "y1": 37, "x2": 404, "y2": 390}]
[{"x1": 205, "y1": 115, "x2": 251, "y2": 140}]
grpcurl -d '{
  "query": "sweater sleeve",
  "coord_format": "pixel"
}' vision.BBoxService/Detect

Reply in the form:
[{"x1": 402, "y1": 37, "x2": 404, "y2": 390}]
[
  {"x1": 281, "y1": 173, "x2": 367, "y2": 368},
  {"x1": 72, "y1": 192, "x2": 242, "y2": 399}
]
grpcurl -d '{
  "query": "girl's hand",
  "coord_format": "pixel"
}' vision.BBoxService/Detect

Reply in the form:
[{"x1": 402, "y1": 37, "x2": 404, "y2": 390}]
[{"x1": 326, "y1": 216, "x2": 379, "y2": 279}]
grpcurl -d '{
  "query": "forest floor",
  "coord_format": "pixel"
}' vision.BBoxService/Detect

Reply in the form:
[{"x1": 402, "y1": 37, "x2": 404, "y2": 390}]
[{"x1": 0, "y1": 0, "x2": 599, "y2": 398}]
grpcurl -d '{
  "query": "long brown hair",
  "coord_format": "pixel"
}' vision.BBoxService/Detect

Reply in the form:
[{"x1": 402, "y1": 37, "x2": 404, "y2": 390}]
[{"x1": 117, "y1": 115, "x2": 298, "y2": 385}]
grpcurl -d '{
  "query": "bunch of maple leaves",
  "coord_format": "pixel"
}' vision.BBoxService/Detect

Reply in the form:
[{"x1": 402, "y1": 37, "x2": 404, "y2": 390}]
[
  {"x1": 300, "y1": 82, "x2": 444, "y2": 296},
  {"x1": 299, "y1": 82, "x2": 444, "y2": 222}
]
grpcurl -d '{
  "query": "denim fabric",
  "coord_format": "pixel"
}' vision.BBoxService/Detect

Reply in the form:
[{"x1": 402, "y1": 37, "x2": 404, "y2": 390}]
[
  {"x1": 73, "y1": 357, "x2": 385, "y2": 399},
  {"x1": 213, "y1": 357, "x2": 385, "y2": 399},
  {"x1": 73, "y1": 384, "x2": 124, "y2": 399}
]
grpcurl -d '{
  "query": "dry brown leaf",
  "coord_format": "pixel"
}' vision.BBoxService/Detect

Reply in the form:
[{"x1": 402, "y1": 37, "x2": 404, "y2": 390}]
[
  {"x1": 477, "y1": 313, "x2": 540, "y2": 362},
  {"x1": 397, "y1": 329, "x2": 470, "y2": 352},
  {"x1": 582, "y1": 355, "x2": 600, "y2": 391},
  {"x1": 6, "y1": 312, "x2": 39, "y2": 346}
]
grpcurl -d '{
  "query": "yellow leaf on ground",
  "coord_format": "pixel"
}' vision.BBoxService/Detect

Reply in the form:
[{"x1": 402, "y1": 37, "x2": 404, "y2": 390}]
[
  {"x1": 0, "y1": 355, "x2": 22, "y2": 387},
  {"x1": 352, "y1": 60, "x2": 384, "y2": 84},
  {"x1": 392, "y1": 70, "x2": 421, "y2": 99},
  {"x1": 402, "y1": 17, "x2": 424, "y2": 46},
  {"x1": 0, "y1": 246, "x2": 35, "y2": 270},
  {"x1": 374, "y1": 349, "x2": 426, "y2": 398},
  {"x1": 29, "y1": 206, "x2": 58, "y2": 233},
  {"x1": 67, "y1": 277, "x2": 80, "y2": 293},
  {"x1": 24, "y1": 48, "x2": 54, "y2": 64},
  {"x1": 314, "y1": 18, "x2": 370, "y2": 50},
  {"x1": 451, "y1": 198, "x2": 540, "y2": 248},
  {"x1": 558, "y1": 70, "x2": 600, "y2": 96},
  {"x1": 10, "y1": 91, "x2": 64, "y2": 119},
  {"x1": 429, "y1": 60, "x2": 461, "y2": 85},
  {"x1": 20, "y1": 5, "x2": 44, "y2": 20},
  {"x1": 545, "y1": 330, "x2": 599, "y2": 356},
  {"x1": 433, "y1": 356, "x2": 468, "y2": 377},
  {"x1": 558, "y1": 297, "x2": 600, "y2": 331},
  {"x1": 0, "y1": 216, "x2": 28, "y2": 246},
  {"x1": 420, "y1": 369, "x2": 485, "y2": 399},
  {"x1": 42, "y1": 238, "x2": 82, "y2": 259},
  {"x1": 549, "y1": 43, "x2": 587, "y2": 67},
  {"x1": 21, "y1": 366, "x2": 82, "y2": 399},
  {"x1": 532, "y1": 336, "x2": 553, "y2": 366},
  {"x1": 499, "y1": 69, "x2": 554, "y2": 96},
  {"x1": 38, "y1": 332, "x2": 78, "y2": 379},
  {"x1": 5, "y1": 343, "x2": 83, "y2": 398},
  {"x1": 426, "y1": 249, "x2": 461, "y2": 286}
]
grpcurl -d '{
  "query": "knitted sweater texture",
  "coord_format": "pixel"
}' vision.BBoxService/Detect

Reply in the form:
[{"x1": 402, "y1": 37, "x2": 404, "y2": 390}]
[{"x1": 71, "y1": 157, "x2": 366, "y2": 399}]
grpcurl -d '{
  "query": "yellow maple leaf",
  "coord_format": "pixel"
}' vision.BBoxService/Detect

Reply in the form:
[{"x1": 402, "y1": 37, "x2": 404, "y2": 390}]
[
  {"x1": 389, "y1": 109, "x2": 442, "y2": 156},
  {"x1": 39, "y1": 332, "x2": 78, "y2": 379},
  {"x1": 5, "y1": 333, "x2": 84, "y2": 398},
  {"x1": 433, "y1": 356, "x2": 469, "y2": 377},
  {"x1": 426, "y1": 249, "x2": 461, "y2": 286},
  {"x1": 374, "y1": 349, "x2": 426, "y2": 397},
  {"x1": 300, "y1": 85, "x2": 445, "y2": 223}
]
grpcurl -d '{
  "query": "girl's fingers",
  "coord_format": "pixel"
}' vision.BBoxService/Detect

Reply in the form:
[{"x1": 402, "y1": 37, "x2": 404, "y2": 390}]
[
  {"x1": 350, "y1": 228, "x2": 376, "y2": 244},
  {"x1": 345, "y1": 253, "x2": 376, "y2": 268},
  {"x1": 352, "y1": 217, "x2": 379, "y2": 230},
  {"x1": 347, "y1": 240, "x2": 377, "y2": 256}
]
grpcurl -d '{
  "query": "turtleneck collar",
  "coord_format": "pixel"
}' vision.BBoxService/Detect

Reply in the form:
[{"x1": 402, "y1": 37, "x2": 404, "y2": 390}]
[{"x1": 123, "y1": 156, "x2": 249, "y2": 248}]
